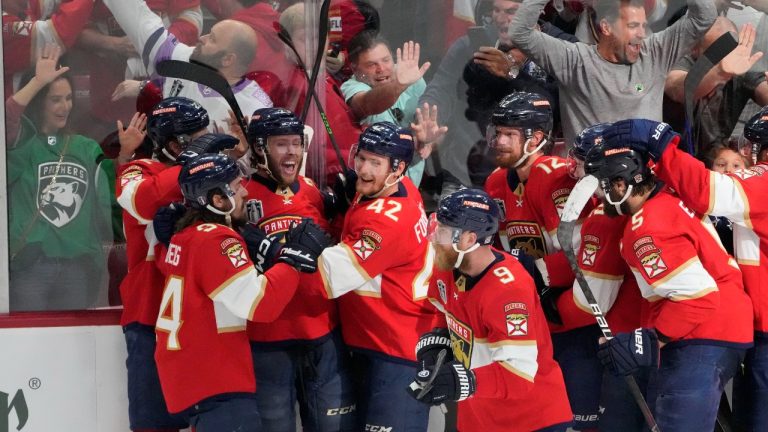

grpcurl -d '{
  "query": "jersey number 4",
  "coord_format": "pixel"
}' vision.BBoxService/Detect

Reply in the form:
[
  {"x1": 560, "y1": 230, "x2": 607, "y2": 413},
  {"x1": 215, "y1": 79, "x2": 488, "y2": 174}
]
[{"x1": 157, "y1": 276, "x2": 184, "y2": 350}]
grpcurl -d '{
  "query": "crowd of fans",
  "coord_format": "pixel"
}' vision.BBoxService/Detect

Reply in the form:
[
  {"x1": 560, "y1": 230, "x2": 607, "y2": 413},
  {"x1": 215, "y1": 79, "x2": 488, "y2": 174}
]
[{"x1": 4, "y1": 0, "x2": 768, "y2": 430}]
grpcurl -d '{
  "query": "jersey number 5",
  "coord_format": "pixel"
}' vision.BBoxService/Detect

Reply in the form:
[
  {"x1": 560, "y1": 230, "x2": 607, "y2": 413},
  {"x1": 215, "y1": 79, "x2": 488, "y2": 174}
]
[{"x1": 157, "y1": 276, "x2": 184, "y2": 350}]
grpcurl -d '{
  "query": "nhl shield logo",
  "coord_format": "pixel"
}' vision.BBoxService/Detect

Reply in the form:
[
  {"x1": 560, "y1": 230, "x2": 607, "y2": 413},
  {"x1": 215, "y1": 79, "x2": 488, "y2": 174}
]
[
  {"x1": 246, "y1": 199, "x2": 264, "y2": 223},
  {"x1": 37, "y1": 161, "x2": 88, "y2": 227},
  {"x1": 437, "y1": 280, "x2": 447, "y2": 304}
]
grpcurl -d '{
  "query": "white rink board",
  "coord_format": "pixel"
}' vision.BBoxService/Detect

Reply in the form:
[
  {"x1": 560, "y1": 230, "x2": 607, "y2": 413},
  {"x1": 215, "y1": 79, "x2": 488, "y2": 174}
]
[{"x1": 0, "y1": 325, "x2": 129, "y2": 432}]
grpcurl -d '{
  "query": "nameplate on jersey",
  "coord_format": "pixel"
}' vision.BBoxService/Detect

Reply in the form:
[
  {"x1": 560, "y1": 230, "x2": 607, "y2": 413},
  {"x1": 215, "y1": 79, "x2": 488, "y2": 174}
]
[
  {"x1": 259, "y1": 215, "x2": 303, "y2": 237},
  {"x1": 504, "y1": 221, "x2": 546, "y2": 258},
  {"x1": 633, "y1": 236, "x2": 667, "y2": 278},
  {"x1": 505, "y1": 302, "x2": 529, "y2": 336},
  {"x1": 221, "y1": 237, "x2": 248, "y2": 268},
  {"x1": 446, "y1": 313, "x2": 473, "y2": 369},
  {"x1": 581, "y1": 234, "x2": 600, "y2": 267}
]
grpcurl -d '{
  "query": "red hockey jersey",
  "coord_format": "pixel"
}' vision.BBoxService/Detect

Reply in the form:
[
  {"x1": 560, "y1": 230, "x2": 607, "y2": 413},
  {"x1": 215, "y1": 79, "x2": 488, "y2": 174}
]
[
  {"x1": 317, "y1": 178, "x2": 442, "y2": 361},
  {"x1": 571, "y1": 205, "x2": 645, "y2": 334},
  {"x1": 428, "y1": 252, "x2": 572, "y2": 432},
  {"x1": 485, "y1": 157, "x2": 587, "y2": 289},
  {"x1": 155, "y1": 222, "x2": 300, "y2": 413},
  {"x1": 245, "y1": 174, "x2": 339, "y2": 342},
  {"x1": 655, "y1": 143, "x2": 768, "y2": 333},
  {"x1": 115, "y1": 159, "x2": 183, "y2": 326},
  {"x1": 3, "y1": 0, "x2": 93, "y2": 97},
  {"x1": 620, "y1": 191, "x2": 753, "y2": 345}
]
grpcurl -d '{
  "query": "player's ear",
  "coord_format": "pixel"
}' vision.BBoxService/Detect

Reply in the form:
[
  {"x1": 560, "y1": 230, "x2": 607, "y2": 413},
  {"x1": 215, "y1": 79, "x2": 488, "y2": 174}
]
[{"x1": 600, "y1": 18, "x2": 612, "y2": 37}]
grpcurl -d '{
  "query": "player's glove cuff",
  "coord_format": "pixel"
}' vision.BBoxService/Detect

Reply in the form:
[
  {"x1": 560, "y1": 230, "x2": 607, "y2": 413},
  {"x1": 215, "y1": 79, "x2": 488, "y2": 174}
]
[{"x1": 598, "y1": 328, "x2": 660, "y2": 376}]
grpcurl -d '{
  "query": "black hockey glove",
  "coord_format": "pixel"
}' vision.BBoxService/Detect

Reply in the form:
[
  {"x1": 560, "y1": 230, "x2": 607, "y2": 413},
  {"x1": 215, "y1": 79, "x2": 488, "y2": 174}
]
[
  {"x1": 176, "y1": 133, "x2": 238, "y2": 165},
  {"x1": 602, "y1": 119, "x2": 679, "y2": 162},
  {"x1": 331, "y1": 168, "x2": 358, "y2": 215},
  {"x1": 415, "y1": 328, "x2": 453, "y2": 370},
  {"x1": 241, "y1": 223, "x2": 282, "y2": 273},
  {"x1": 277, "y1": 218, "x2": 332, "y2": 273},
  {"x1": 512, "y1": 249, "x2": 564, "y2": 325},
  {"x1": 407, "y1": 361, "x2": 476, "y2": 406},
  {"x1": 598, "y1": 328, "x2": 660, "y2": 376},
  {"x1": 153, "y1": 202, "x2": 186, "y2": 246}
]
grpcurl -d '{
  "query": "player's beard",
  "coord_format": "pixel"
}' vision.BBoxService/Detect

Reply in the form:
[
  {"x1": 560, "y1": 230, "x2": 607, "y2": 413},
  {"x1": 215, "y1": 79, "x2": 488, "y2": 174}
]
[
  {"x1": 435, "y1": 245, "x2": 460, "y2": 271},
  {"x1": 190, "y1": 47, "x2": 227, "y2": 70},
  {"x1": 601, "y1": 196, "x2": 632, "y2": 218}
]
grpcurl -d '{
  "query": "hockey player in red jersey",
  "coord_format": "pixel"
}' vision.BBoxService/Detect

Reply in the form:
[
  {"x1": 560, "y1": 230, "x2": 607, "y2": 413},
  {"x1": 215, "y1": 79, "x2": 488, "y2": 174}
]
[
  {"x1": 238, "y1": 107, "x2": 356, "y2": 431},
  {"x1": 602, "y1": 115, "x2": 768, "y2": 431},
  {"x1": 566, "y1": 123, "x2": 648, "y2": 431},
  {"x1": 154, "y1": 153, "x2": 330, "y2": 431},
  {"x1": 2, "y1": 0, "x2": 93, "y2": 99},
  {"x1": 313, "y1": 122, "x2": 442, "y2": 430},
  {"x1": 116, "y1": 97, "x2": 227, "y2": 432},
  {"x1": 408, "y1": 188, "x2": 572, "y2": 432},
  {"x1": 592, "y1": 142, "x2": 753, "y2": 431},
  {"x1": 483, "y1": 92, "x2": 600, "y2": 429}
]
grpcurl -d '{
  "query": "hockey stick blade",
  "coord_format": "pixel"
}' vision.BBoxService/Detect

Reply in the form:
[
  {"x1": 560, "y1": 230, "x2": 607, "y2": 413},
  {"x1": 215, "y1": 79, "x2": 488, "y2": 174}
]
[
  {"x1": 416, "y1": 349, "x2": 448, "y2": 400},
  {"x1": 156, "y1": 59, "x2": 248, "y2": 138},
  {"x1": 557, "y1": 175, "x2": 661, "y2": 432}
]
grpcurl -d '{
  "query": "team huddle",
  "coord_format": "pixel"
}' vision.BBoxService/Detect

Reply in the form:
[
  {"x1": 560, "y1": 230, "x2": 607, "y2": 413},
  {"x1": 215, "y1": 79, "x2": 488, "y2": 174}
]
[{"x1": 112, "y1": 81, "x2": 768, "y2": 432}]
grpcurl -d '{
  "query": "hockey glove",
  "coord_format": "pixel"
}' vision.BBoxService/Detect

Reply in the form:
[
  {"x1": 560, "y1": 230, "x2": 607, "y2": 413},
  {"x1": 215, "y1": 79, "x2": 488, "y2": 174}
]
[
  {"x1": 153, "y1": 202, "x2": 186, "y2": 246},
  {"x1": 602, "y1": 119, "x2": 679, "y2": 162},
  {"x1": 241, "y1": 224, "x2": 282, "y2": 273},
  {"x1": 331, "y1": 169, "x2": 358, "y2": 214},
  {"x1": 176, "y1": 133, "x2": 238, "y2": 165},
  {"x1": 277, "y1": 218, "x2": 332, "y2": 273},
  {"x1": 415, "y1": 328, "x2": 454, "y2": 370},
  {"x1": 509, "y1": 248, "x2": 536, "y2": 277},
  {"x1": 598, "y1": 328, "x2": 660, "y2": 376},
  {"x1": 514, "y1": 251, "x2": 564, "y2": 326},
  {"x1": 407, "y1": 361, "x2": 476, "y2": 405}
]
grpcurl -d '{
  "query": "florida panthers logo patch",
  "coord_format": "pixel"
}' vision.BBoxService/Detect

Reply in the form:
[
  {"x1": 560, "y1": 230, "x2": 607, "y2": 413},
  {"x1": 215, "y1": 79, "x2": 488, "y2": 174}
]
[
  {"x1": 37, "y1": 161, "x2": 88, "y2": 227},
  {"x1": 504, "y1": 221, "x2": 546, "y2": 258},
  {"x1": 551, "y1": 188, "x2": 570, "y2": 217},
  {"x1": 505, "y1": 302, "x2": 528, "y2": 336},
  {"x1": 221, "y1": 238, "x2": 248, "y2": 268},
  {"x1": 120, "y1": 166, "x2": 144, "y2": 188},
  {"x1": 446, "y1": 313, "x2": 473, "y2": 369},
  {"x1": 581, "y1": 234, "x2": 600, "y2": 267},
  {"x1": 352, "y1": 229, "x2": 382, "y2": 260},
  {"x1": 633, "y1": 236, "x2": 667, "y2": 278}
]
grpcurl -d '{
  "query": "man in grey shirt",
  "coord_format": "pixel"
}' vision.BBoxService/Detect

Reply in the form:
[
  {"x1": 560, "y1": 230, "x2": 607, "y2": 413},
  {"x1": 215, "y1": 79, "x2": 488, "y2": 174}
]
[{"x1": 509, "y1": 0, "x2": 717, "y2": 144}]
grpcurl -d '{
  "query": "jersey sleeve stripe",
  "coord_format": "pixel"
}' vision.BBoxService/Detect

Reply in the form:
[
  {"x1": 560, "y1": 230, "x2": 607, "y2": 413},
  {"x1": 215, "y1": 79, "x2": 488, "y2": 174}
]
[
  {"x1": 647, "y1": 256, "x2": 718, "y2": 300},
  {"x1": 209, "y1": 267, "x2": 266, "y2": 323},
  {"x1": 319, "y1": 244, "x2": 373, "y2": 299},
  {"x1": 428, "y1": 297, "x2": 446, "y2": 314},
  {"x1": 472, "y1": 338, "x2": 538, "y2": 382},
  {"x1": 574, "y1": 274, "x2": 622, "y2": 313},
  {"x1": 117, "y1": 179, "x2": 152, "y2": 224},
  {"x1": 734, "y1": 225, "x2": 761, "y2": 266},
  {"x1": 710, "y1": 171, "x2": 751, "y2": 228}
]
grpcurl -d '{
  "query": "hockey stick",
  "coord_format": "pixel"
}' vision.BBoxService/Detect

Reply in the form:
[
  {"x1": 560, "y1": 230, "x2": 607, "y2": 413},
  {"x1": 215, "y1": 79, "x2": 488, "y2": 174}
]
[
  {"x1": 276, "y1": 23, "x2": 351, "y2": 175},
  {"x1": 682, "y1": 32, "x2": 737, "y2": 151},
  {"x1": 156, "y1": 59, "x2": 249, "y2": 140},
  {"x1": 556, "y1": 175, "x2": 661, "y2": 432},
  {"x1": 301, "y1": 0, "x2": 331, "y2": 122}
]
